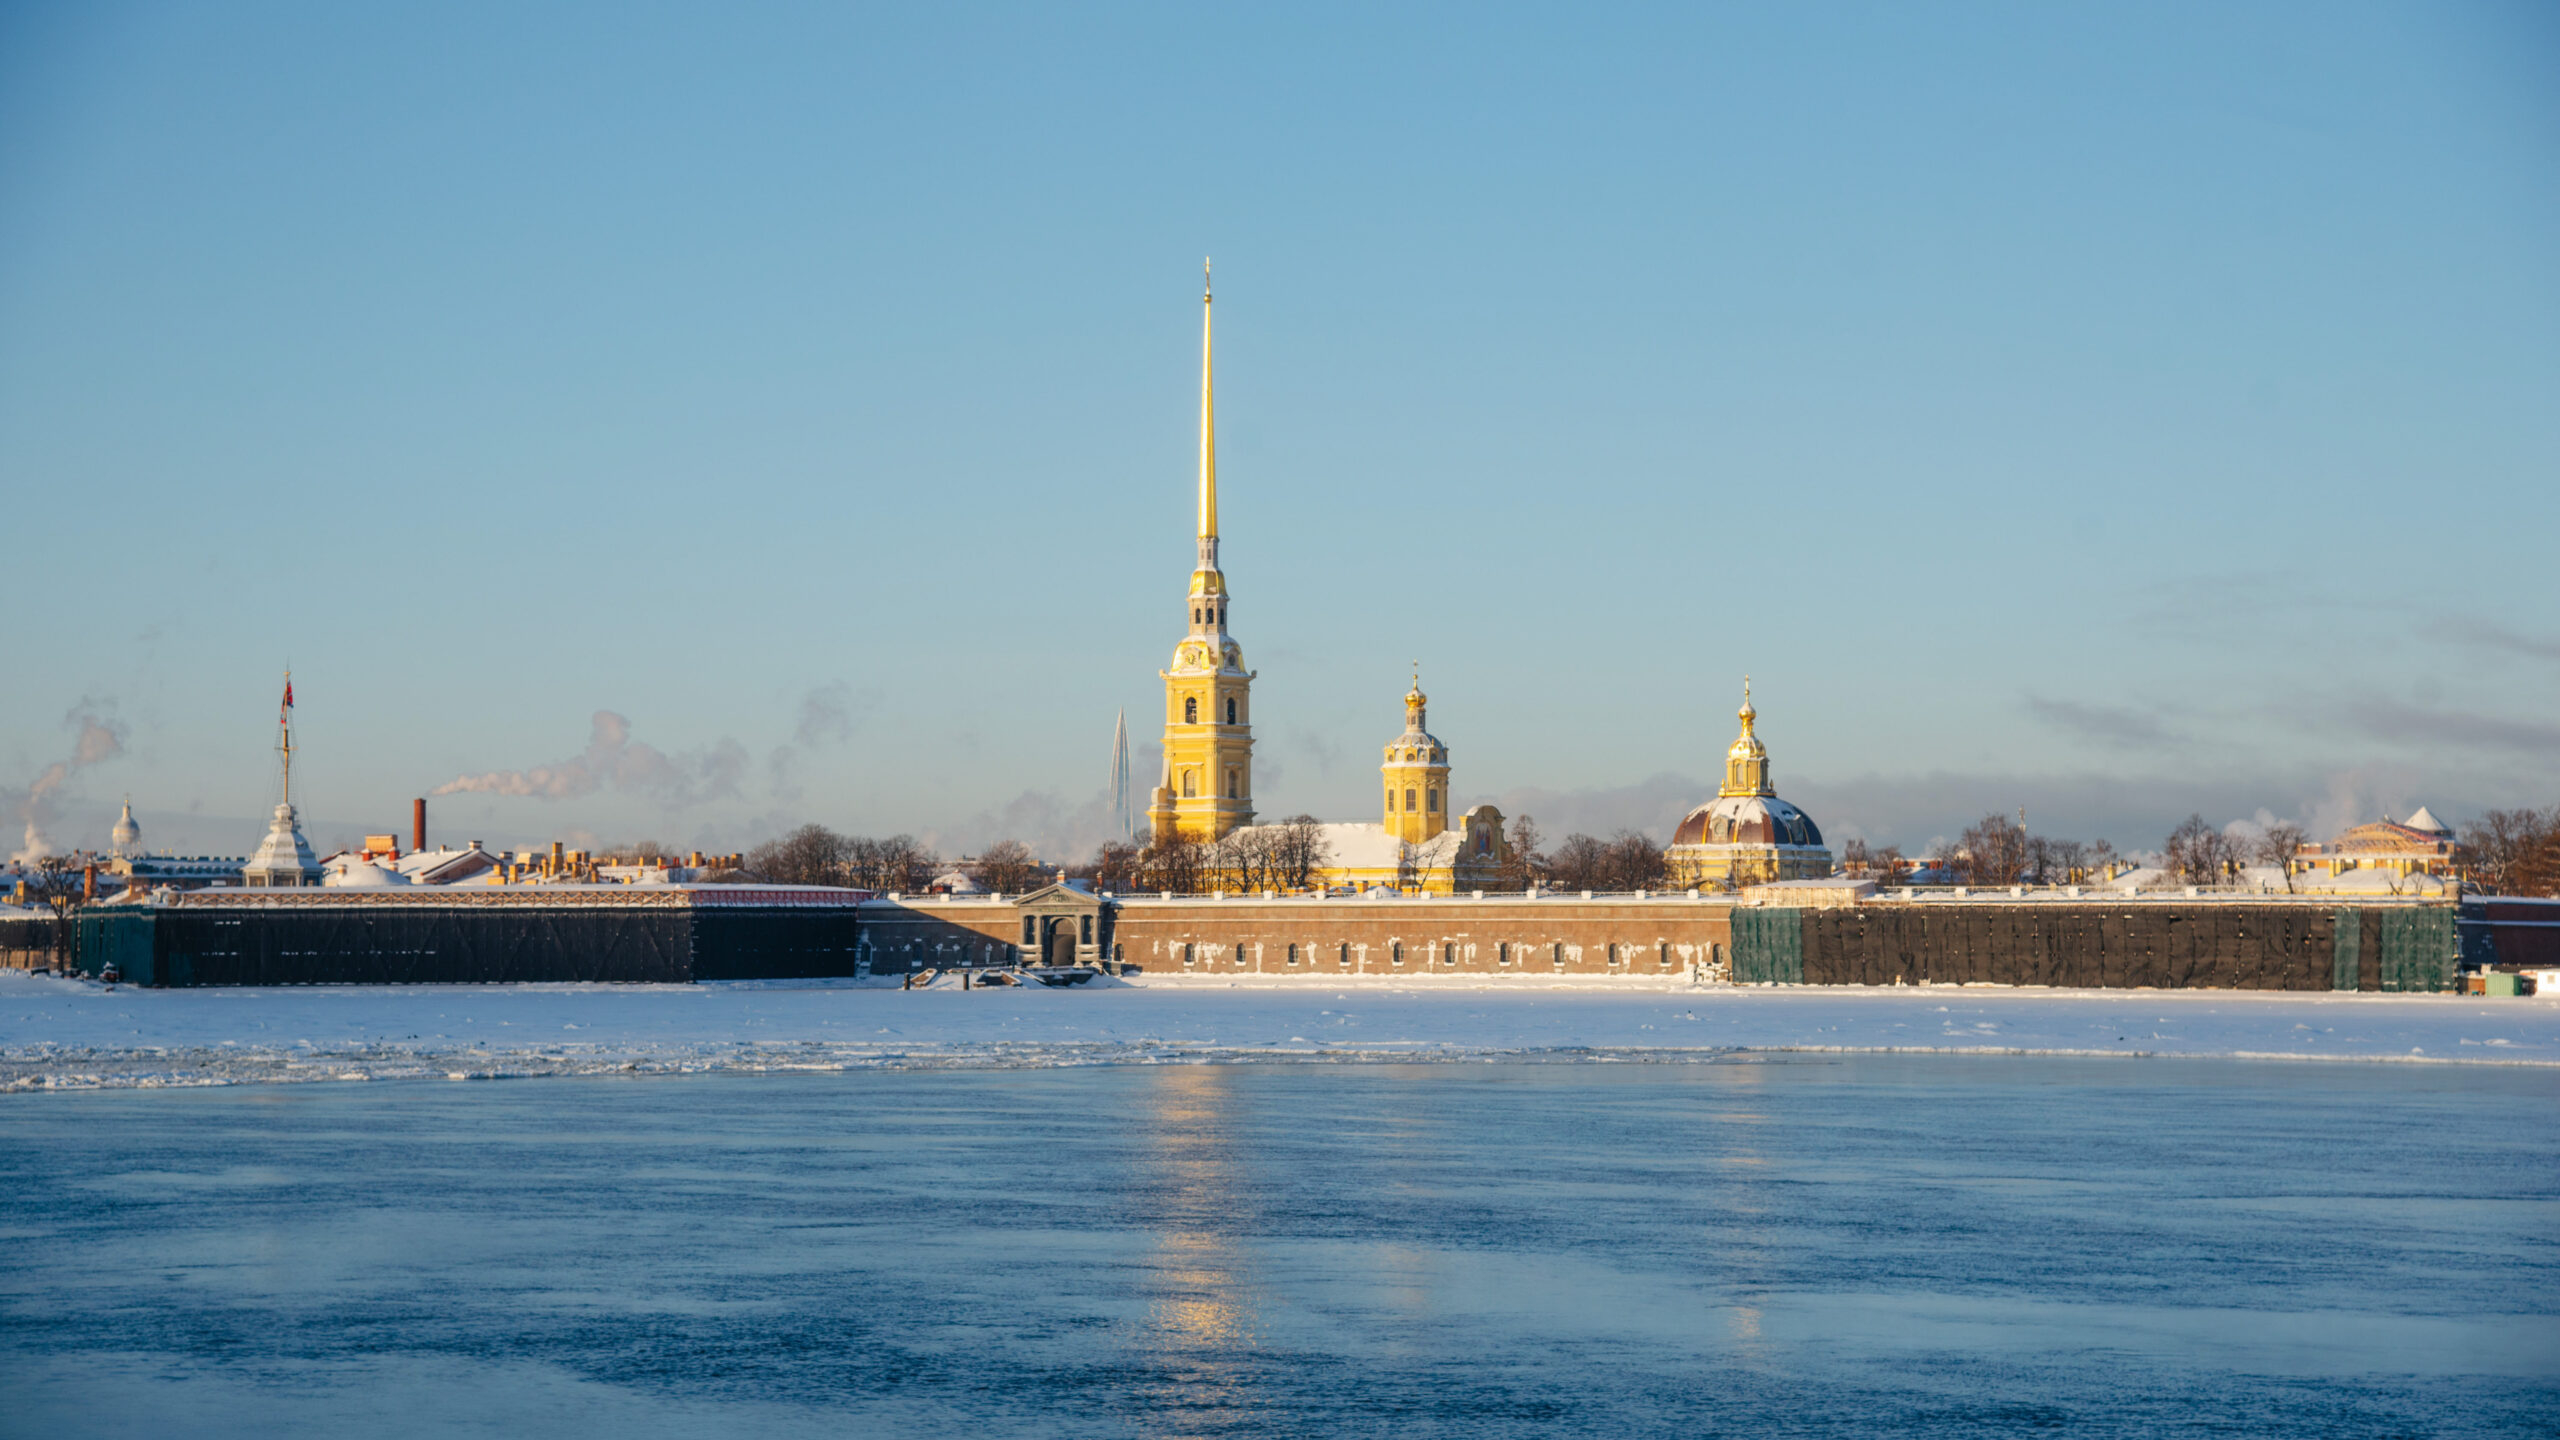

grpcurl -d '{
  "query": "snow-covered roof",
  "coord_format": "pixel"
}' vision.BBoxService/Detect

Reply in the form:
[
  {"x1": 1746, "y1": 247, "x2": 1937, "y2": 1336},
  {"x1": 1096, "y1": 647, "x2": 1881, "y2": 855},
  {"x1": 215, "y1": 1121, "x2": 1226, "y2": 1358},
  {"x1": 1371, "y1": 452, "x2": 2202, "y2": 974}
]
[
  {"x1": 1299, "y1": 822, "x2": 1464, "y2": 871},
  {"x1": 323, "y1": 856, "x2": 410, "y2": 888},
  {"x1": 2400, "y1": 806, "x2": 2449, "y2": 836}
]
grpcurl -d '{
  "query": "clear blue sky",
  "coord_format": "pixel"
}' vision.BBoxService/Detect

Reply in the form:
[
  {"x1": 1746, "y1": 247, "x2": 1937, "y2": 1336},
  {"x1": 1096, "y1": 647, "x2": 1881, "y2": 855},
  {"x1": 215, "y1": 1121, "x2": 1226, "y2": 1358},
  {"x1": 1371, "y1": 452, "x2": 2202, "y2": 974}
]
[{"x1": 4, "y1": 1, "x2": 2555, "y2": 862}]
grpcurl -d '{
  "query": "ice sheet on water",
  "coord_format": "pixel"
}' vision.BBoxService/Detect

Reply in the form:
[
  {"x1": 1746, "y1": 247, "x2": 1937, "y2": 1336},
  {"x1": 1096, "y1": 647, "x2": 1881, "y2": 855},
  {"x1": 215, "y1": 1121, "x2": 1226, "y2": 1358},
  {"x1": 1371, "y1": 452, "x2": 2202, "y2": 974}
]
[{"x1": 4, "y1": 970, "x2": 2556, "y2": 1089}]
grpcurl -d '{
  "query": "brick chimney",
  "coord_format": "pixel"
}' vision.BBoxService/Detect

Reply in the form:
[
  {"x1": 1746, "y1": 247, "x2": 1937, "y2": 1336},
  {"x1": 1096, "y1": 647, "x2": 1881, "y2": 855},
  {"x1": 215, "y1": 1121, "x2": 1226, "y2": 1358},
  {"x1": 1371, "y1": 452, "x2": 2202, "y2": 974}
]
[{"x1": 413, "y1": 797, "x2": 427, "y2": 854}]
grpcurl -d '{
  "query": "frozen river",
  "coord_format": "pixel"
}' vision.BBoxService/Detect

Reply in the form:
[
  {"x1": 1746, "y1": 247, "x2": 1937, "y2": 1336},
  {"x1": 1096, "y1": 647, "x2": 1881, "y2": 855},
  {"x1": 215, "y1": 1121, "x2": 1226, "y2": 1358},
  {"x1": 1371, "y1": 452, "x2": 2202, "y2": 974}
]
[{"x1": 3, "y1": 1056, "x2": 2554, "y2": 1437}]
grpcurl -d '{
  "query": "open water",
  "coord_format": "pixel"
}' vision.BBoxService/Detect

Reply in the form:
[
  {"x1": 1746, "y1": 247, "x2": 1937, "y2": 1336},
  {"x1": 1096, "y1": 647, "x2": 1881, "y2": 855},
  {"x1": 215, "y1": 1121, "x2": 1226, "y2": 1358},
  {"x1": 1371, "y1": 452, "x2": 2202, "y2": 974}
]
[{"x1": 2, "y1": 1056, "x2": 2554, "y2": 1437}]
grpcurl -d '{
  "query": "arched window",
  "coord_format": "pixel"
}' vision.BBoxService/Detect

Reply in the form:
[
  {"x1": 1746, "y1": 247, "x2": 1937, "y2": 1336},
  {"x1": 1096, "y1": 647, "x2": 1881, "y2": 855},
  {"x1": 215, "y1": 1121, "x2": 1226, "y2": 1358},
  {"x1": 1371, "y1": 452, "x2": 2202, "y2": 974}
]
[
  {"x1": 1184, "y1": 697, "x2": 1198, "y2": 724},
  {"x1": 1405, "y1": 788, "x2": 1417, "y2": 812},
  {"x1": 1182, "y1": 770, "x2": 1196, "y2": 798},
  {"x1": 1426, "y1": 789, "x2": 1439, "y2": 813},
  {"x1": 1286, "y1": 943, "x2": 1299, "y2": 966},
  {"x1": 1225, "y1": 697, "x2": 1236, "y2": 725}
]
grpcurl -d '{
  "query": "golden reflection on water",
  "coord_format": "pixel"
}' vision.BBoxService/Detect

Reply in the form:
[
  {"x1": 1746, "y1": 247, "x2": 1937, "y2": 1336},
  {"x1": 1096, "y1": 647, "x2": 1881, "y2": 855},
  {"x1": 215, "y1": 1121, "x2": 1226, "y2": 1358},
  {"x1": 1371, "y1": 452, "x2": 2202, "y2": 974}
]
[{"x1": 1138, "y1": 1067, "x2": 1259, "y2": 1360}]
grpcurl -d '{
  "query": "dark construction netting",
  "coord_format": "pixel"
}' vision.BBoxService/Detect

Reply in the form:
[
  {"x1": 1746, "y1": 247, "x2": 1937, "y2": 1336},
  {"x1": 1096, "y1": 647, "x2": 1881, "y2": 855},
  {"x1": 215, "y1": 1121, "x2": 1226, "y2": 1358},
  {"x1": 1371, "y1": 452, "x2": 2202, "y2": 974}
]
[
  {"x1": 72, "y1": 905, "x2": 864, "y2": 986},
  {"x1": 1786, "y1": 904, "x2": 2455, "y2": 992}
]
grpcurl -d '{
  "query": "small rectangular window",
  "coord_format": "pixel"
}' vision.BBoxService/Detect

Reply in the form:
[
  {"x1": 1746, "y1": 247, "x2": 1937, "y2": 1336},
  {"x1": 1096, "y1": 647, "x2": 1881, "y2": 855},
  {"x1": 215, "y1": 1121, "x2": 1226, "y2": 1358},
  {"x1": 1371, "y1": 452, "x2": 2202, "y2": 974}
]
[
  {"x1": 1498, "y1": 942, "x2": 1511, "y2": 966},
  {"x1": 1235, "y1": 942, "x2": 1248, "y2": 965},
  {"x1": 1427, "y1": 789, "x2": 1439, "y2": 813},
  {"x1": 1338, "y1": 942, "x2": 1351, "y2": 966},
  {"x1": 1286, "y1": 943, "x2": 1299, "y2": 966},
  {"x1": 1391, "y1": 942, "x2": 1404, "y2": 966},
  {"x1": 1442, "y1": 943, "x2": 1457, "y2": 966}
]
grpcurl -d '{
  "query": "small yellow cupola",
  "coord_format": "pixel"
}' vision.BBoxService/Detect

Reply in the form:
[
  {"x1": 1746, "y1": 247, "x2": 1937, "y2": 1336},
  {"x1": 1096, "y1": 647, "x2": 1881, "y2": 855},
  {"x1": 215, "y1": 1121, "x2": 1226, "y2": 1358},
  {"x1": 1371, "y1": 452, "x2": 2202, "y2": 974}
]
[
  {"x1": 1381, "y1": 668, "x2": 1450, "y2": 844},
  {"x1": 1721, "y1": 676, "x2": 1771, "y2": 798}
]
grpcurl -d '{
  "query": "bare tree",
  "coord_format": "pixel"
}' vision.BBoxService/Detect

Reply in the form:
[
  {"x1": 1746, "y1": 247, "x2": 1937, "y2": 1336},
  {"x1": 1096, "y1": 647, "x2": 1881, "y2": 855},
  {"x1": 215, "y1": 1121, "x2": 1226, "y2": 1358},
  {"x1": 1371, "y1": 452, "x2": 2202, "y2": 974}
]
[
  {"x1": 975, "y1": 839, "x2": 1041, "y2": 895},
  {"x1": 748, "y1": 824, "x2": 851, "y2": 886},
  {"x1": 1209, "y1": 827, "x2": 1282, "y2": 892},
  {"x1": 1088, "y1": 839, "x2": 1142, "y2": 893},
  {"x1": 1871, "y1": 844, "x2": 1905, "y2": 886},
  {"x1": 1547, "y1": 833, "x2": 1606, "y2": 891},
  {"x1": 1393, "y1": 839, "x2": 1420, "y2": 892},
  {"x1": 1601, "y1": 830, "x2": 1667, "y2": 891},
  {"x1": 2459, "y1": 806, "x2": 2560, "y2": 894},
  {"x1": 1134, "y1": 834, "x2": 1207, "y2": 895},
  {"x1": 22, "y1": 855, "x2": 87, "y2": 970},
  {"x1": 2162, "y1": 814, "x2": 2238, "y2": 886},
  {"x1": 1959, "y1": 813, "x2": 2028, "y2": 887},
  {"x1": 2085, "y1": 839, "x2": 2118, "y2": 879},
  {"x1": 2251, "y1": 823, "x2": 2307, "y2": 893},
  {"x1": 1267, "y1": 815, "x2": 1330, "y2": 891},
  {"x1": 1839, "y1": 837, "x2": 1871, "y2": 876},
  {"x1": 844, "y1": 834, "x2": 936, "y2": 892}
]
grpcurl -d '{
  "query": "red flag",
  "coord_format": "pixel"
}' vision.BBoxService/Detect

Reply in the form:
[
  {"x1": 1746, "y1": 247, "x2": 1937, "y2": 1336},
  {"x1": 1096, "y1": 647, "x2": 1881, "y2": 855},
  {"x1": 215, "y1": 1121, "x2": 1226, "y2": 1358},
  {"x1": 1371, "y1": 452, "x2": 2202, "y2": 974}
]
[{"x1": 281, "y1": 679, "x2": 294, "y2": 718}]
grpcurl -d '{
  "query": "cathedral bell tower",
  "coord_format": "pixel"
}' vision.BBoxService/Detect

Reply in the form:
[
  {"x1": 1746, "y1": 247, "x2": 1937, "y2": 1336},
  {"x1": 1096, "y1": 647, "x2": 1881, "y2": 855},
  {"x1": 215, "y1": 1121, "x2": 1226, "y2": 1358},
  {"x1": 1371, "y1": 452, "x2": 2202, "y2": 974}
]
[
  {"x1": 1148, "y1": 262, "x2": 1255, "y2": 844},
  {"x1": 1381, "y1": 671, "x2": 1449, "y2": 845}
]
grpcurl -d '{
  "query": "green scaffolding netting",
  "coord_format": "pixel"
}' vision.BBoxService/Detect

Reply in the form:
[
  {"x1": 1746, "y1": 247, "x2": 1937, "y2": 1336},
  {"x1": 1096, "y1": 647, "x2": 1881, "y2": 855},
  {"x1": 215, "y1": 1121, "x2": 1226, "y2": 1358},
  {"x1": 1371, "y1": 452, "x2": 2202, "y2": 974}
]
[
  {"x1": 2330, "y1": 908, "x2": 2362, "y2": 992},
  {"x1": 1731, "y1": 907, "x2": 1803, "y2": 985},
  {"x1": 2379, "y1": 907, "x2": 2455, "y2": 993}
]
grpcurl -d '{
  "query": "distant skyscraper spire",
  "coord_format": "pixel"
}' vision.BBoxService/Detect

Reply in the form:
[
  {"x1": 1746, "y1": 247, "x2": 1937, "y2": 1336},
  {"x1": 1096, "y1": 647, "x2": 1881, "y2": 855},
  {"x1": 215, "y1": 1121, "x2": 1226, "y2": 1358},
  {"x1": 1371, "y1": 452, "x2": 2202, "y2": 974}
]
[{"x1": 1111, "y1": 710, "x2": 1131, "y2": 839}]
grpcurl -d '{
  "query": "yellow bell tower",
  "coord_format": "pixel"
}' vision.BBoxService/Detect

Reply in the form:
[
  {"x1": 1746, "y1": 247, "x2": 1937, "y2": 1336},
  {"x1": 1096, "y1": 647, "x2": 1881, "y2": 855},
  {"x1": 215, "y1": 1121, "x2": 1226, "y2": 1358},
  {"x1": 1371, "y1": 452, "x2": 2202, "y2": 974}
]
[
  {"x1": 1148, "y1": 262, "x2": 1255, "y2": 843},
  {"x1": 1381, "y1": 670, "x2": 1450, "y2": 845}
]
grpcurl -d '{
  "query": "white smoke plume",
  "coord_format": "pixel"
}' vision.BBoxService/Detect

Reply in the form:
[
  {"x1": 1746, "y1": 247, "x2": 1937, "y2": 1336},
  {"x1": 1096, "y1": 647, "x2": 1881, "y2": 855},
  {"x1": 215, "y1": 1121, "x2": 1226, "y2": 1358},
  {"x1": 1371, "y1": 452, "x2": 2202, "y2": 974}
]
[
  {"x1": 12, "y1": 699, "x2": 128, "y2": 864},
  {"x1": 434, "y1": 711, "x2": 747, "y2": 807}
]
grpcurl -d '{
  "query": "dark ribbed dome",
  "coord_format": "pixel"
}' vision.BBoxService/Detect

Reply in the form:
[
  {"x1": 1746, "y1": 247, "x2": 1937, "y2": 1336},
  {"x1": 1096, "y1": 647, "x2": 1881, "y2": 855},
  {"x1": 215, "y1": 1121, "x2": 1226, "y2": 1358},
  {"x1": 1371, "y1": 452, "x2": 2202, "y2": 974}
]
[{"x1": 1671, "y1": 794, "x2": 1823, "y2": 849}]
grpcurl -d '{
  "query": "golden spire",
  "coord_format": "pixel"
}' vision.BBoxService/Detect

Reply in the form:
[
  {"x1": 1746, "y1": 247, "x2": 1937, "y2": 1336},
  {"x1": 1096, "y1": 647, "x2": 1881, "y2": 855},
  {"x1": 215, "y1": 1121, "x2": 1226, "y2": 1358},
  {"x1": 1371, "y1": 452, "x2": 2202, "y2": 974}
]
[
  {"x1": 1722, "y1": 676, "x2": 1771, "y2": 798},
  {"x1": 1197, "y1": 257, "x2": 1216, "y2": 544}
]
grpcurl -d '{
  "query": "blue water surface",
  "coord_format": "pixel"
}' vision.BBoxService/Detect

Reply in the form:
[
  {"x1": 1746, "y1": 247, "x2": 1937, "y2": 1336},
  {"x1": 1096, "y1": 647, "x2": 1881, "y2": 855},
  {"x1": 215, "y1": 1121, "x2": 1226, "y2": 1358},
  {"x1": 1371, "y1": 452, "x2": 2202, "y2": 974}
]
[{"x1": 2, "y1": 1056, "x2": 2554, "y2": 1437}]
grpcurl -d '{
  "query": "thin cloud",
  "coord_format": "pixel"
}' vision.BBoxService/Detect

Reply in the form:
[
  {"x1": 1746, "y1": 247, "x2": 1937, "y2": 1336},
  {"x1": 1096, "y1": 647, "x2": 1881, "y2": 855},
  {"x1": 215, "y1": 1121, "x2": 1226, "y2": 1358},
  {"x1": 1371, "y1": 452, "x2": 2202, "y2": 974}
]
[
  {"x1": 2345, "y1": 700, "x2": 2560, "y2": 757},
  {"x1": 2024, "y1": 696, "x2": 2180, "y2": 750},
  {"x1": 435, "y1": 711, "x2": 746, "y2": 807},
  {"x1": 2446, "y1": 621, "x2": 2560, "y2": 664}
]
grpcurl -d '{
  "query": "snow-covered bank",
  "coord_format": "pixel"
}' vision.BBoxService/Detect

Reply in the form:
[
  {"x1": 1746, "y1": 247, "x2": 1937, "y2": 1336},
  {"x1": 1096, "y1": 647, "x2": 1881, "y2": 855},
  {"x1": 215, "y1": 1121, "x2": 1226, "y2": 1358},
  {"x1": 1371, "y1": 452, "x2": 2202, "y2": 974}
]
[{"x1": 4, "y1": 970, "x2": 2557, "y2": 1090}]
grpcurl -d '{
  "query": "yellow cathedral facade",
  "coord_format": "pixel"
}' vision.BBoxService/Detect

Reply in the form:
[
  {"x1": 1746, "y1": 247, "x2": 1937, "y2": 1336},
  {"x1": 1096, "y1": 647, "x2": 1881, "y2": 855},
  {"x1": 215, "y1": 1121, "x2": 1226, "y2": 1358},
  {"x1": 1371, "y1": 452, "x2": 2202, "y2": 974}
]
[{"x1": 1138, "y1": 269, "x2": 1820, "y2": 894}]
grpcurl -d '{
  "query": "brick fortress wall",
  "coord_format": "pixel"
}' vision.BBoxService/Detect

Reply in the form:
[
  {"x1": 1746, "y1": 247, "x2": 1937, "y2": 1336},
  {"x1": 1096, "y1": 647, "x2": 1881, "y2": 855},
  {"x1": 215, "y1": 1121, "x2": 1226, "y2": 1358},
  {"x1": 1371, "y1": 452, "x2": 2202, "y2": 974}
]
[{"x1": 1106, "y1": 895, "x2": 1736, "y2": 978}]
